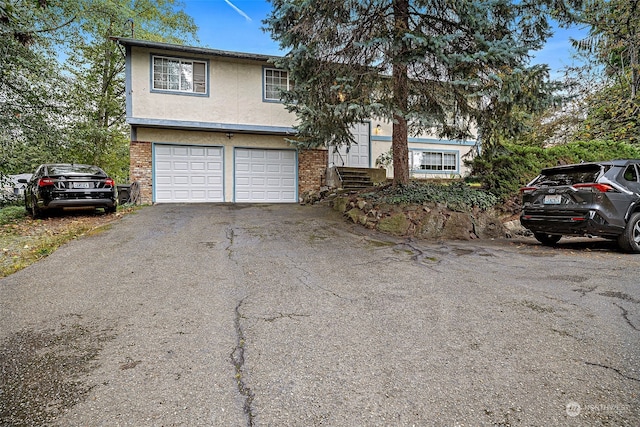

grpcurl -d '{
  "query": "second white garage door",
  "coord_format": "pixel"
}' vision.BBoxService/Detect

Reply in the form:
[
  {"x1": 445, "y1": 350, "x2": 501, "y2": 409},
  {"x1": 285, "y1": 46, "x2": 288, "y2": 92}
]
[
  {"x1": 234, "y1": 148, "x2": 297, "y2": 203},
  {"x1": 154, "y1": 144, "x2": 224, "y2": 203}
]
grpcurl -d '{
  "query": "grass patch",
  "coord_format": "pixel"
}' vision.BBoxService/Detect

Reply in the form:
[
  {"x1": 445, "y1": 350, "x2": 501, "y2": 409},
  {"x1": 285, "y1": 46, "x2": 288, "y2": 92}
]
[
  {"x1": 0, "y1": 224, "x2": 99, "y2": 277},
  {"x1": 0, "y1": 205, "x2": 27, "y2": 224},
  {"x1": 0, "y1": 204, "x2": 134, "y2": 278}
]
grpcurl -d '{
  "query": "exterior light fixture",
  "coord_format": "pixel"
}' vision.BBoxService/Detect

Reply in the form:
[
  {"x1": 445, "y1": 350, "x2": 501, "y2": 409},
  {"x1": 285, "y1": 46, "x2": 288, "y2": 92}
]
[{"x1": 226, "y1": 132, "x2": 234, "y2": 139}]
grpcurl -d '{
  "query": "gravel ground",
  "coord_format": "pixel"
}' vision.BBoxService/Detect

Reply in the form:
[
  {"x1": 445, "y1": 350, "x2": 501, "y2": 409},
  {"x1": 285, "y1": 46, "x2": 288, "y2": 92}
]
[{"x1": 1, "y1": 203, "x2": 638, "y2": 426}]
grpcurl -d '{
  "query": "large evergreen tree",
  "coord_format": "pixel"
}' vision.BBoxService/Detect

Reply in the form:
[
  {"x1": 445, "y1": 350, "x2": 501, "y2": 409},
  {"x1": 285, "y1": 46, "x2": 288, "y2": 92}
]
[{"x1": 265, "y1": 0, "x2": 577, "y2": 185}]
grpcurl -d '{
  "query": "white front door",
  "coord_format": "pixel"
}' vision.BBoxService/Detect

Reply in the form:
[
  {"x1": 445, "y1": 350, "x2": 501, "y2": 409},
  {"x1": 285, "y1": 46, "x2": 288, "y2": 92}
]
[
  {"x1": 331, "y1": 122, "x2": 370, "y2": 168},
  {"x1": 154, "y1": 144, "x2": 224, "y2": 203},
  {"x1": 234, "y1": 148, "x2": 297, "y2": 203}
]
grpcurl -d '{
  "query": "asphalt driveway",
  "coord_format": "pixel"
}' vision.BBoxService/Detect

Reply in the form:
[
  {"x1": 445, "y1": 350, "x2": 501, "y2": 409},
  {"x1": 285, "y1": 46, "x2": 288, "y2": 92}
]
[{"x1": 1, "y1": 204, "x2": 639, "y2": 426}]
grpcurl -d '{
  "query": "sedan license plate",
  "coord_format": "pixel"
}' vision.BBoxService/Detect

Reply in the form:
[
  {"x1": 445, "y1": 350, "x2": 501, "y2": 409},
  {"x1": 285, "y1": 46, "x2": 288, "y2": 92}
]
[
  {"x1": 544, "y1": 194, "x2": 562, "y2": 204},
  {"x1": 73, "y1": 182, "x2": 91, "y2": 189}
]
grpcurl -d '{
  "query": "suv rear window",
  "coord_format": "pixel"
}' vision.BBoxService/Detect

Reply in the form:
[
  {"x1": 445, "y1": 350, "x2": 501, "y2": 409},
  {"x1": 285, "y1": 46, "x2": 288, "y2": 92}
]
[
  {"x1": 531, "y1": 164, "x2": 605, "y2": 187},
  {"x1": 46, "y1": 165, "x2": 105, "y2": 176}
]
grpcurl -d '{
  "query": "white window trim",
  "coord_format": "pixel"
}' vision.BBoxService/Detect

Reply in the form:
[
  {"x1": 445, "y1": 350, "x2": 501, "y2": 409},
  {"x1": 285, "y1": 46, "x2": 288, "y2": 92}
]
[
  {"x1": 151, "y1": 54, "x2": 208, "y2": 95},
  {"x1": 263, "y1": 67, "x2": 290, "y2": 102},
  {"x1": 409, "y1": 149, "x2": 459, "y2": 174}
]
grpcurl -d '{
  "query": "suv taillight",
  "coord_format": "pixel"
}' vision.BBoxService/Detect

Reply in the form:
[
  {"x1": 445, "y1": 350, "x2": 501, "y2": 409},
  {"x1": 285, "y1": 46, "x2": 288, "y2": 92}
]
[
  {"x1": 38, "y1": 178, "x2": 55, "y2": 187},
  {"x1": 572, "y1": 183, "x2": 613, "y2": 192},
  {"x1": 520, "y1": 186, "x2": 537, "y2": 194},
  {"x1": 104, "y1": 178, "x2": 115, "y2": 187}
]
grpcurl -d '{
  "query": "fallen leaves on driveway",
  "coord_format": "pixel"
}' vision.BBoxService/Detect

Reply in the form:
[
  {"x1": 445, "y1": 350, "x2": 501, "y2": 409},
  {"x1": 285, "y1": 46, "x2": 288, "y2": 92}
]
[{"x1": 0, "y1": 209, "x2": 129, "y2": 277}]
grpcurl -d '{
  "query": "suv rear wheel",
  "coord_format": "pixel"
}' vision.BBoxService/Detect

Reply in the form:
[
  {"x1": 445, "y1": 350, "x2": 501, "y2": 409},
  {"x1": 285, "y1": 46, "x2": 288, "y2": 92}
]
[
  {"x1": 534, "y1": 232, "x2": 562, "y2": 246},
  {"x1": 617, "y1": 212, "x2": 640, "y2": 253}
]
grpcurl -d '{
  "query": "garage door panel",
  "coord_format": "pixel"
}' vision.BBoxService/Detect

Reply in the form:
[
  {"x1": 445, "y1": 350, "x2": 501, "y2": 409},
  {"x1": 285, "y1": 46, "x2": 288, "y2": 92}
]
[
  {"x1": 155, "y1": 146, "x2": 172, "y2": 155},
  {"x1": 173, "y1": 162, "x2": 189, "y2": 171},
  {"x1": 234, "y1": 148, "x2": 296, "y2": 203},
  {"x1": 154, "y1": 144, "x2": 224, "y2": 203},
  {"x1": 173, "y1": 146, "x2": 189, "y2": 156}
]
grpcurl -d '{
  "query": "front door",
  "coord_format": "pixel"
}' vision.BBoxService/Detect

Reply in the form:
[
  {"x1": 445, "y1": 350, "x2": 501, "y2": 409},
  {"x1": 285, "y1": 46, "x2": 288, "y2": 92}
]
[{"x1": 331, "y1": 123, "x2": 370, "y2": 168}]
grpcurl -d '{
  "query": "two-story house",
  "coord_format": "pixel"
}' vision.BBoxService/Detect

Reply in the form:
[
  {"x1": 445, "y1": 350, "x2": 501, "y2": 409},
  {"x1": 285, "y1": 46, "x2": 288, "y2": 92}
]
[{"x1": 114, "y1": 37, "x2": 476, "y2": 204}]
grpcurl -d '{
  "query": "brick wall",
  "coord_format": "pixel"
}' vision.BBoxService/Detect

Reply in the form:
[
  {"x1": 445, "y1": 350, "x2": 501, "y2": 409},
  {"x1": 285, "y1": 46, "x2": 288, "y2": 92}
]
[
  {"x1": 298, "y1": 149, "x2": 328, "y2": 195},
  {"x1": 129, "y1": 141, "x2": 153, "y2": 204}
]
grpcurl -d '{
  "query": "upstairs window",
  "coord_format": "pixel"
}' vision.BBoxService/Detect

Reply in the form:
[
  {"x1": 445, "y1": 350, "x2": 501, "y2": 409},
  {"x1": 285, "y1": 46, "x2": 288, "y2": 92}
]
[
  {"x1": 264, "y1": 68, "x2": 291, "y2": 101},
  {"x1": 153, "y1": 55, "x2": 207, "y2": 94}
]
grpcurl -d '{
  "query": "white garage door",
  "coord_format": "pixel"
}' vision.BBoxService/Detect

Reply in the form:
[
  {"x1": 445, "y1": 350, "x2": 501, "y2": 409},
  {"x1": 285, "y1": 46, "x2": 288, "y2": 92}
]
[
  {"x1": 154, "y1": 144, "x2": 224, "y2": 203},
  {"x1": 234, "y1": 148, "x2": 297, "y2": 203}
]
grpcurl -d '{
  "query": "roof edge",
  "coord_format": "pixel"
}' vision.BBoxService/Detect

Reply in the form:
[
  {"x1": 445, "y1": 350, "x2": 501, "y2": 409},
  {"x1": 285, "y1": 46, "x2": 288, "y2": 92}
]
[{"x1": 111, "y1": 37, "x2": 280, "y2": 62}]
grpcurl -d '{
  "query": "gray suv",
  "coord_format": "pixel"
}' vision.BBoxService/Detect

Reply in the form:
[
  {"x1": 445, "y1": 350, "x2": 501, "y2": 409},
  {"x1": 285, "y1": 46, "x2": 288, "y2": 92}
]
[{"x1": 520, "y1": 159, "x2": 640, "y2": 253}]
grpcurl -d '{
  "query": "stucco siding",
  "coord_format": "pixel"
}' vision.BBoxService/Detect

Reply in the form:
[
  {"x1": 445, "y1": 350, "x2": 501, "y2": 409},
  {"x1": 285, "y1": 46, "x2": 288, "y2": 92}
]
[{"x1": 129, "y1": 46, "x2": 295, "y2": 128}]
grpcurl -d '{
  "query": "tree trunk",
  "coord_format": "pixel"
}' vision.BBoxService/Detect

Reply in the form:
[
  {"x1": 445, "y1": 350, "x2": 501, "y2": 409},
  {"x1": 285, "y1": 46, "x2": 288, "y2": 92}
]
[
  {"x1": 391, "y1": 0, "x2": 410, "y2": 185},
  {"x1": 631, "y1": 42, "x2": 638, "y2": 99}
]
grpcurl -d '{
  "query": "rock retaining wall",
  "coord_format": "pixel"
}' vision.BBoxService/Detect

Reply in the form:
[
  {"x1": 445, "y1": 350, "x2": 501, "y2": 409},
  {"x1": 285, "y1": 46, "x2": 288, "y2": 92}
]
[{"x1": 331, "y1": 194, "x2": 507, "y2": 240}]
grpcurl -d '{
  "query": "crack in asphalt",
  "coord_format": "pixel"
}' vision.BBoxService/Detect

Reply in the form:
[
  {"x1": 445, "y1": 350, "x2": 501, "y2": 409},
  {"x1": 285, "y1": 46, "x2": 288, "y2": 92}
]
[
  {"x1": 225, "y1": 226, "x2": 254, "y2": 426},
  {"x1": 573, "y1": 285, "x2": 597, "y2": 297},
  {"x1": 231, "y1": 298, "x2": 255, "y2": 427},
  {"x1": 395, "y1": 242, "x2": 442, "y2": 270},
  {"x1": 225, "y1": 228, "x2": 236, "y2": 260},
  {"x1": 598, "y1": 290, "x2": 640, "y2": 304},
  {"x1": 284, "y1": 254, "x2": 352, "y2": 301},
  {"x1": 263, "y1": 312, "x2": 311, "y2": 322},
  {"x1": 584, "y1": 361, "x2": 640, "y2": 383},
  {"x1": 613, "y1": 302, "x2": 640, "y2": 332}
]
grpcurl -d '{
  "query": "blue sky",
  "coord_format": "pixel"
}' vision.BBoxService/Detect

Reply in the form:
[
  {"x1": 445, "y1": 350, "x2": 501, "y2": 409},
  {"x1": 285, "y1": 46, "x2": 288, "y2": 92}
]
[{"x1": 182, "y1": 0, "x2": 587, "y2": 78}]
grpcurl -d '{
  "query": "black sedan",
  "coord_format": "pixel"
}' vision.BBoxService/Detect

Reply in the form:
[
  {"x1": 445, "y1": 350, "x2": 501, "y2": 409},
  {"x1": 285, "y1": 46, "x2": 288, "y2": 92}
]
[{"x1": 20, "y1": 164, "x2": 117, "y2": 218}]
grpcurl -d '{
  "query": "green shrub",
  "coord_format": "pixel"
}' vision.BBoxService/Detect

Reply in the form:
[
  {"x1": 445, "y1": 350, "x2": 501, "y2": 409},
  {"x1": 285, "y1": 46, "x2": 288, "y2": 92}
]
[
  {"x1": 468, "y1": 140, "x2": 640, "y2": 201},
  {"x1": 361, "y1": 181, "x2": 497, "y2": 211}
]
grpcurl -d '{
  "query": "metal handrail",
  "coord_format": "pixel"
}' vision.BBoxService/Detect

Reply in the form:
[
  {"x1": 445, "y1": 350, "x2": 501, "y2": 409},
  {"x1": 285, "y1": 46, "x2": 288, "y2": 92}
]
[
  {"x1": 335, "y1": 165, "x2": 343, "y2": 184},
  {"x1": 332, "y1": 145, "x2": 346, "y2": 167}
]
